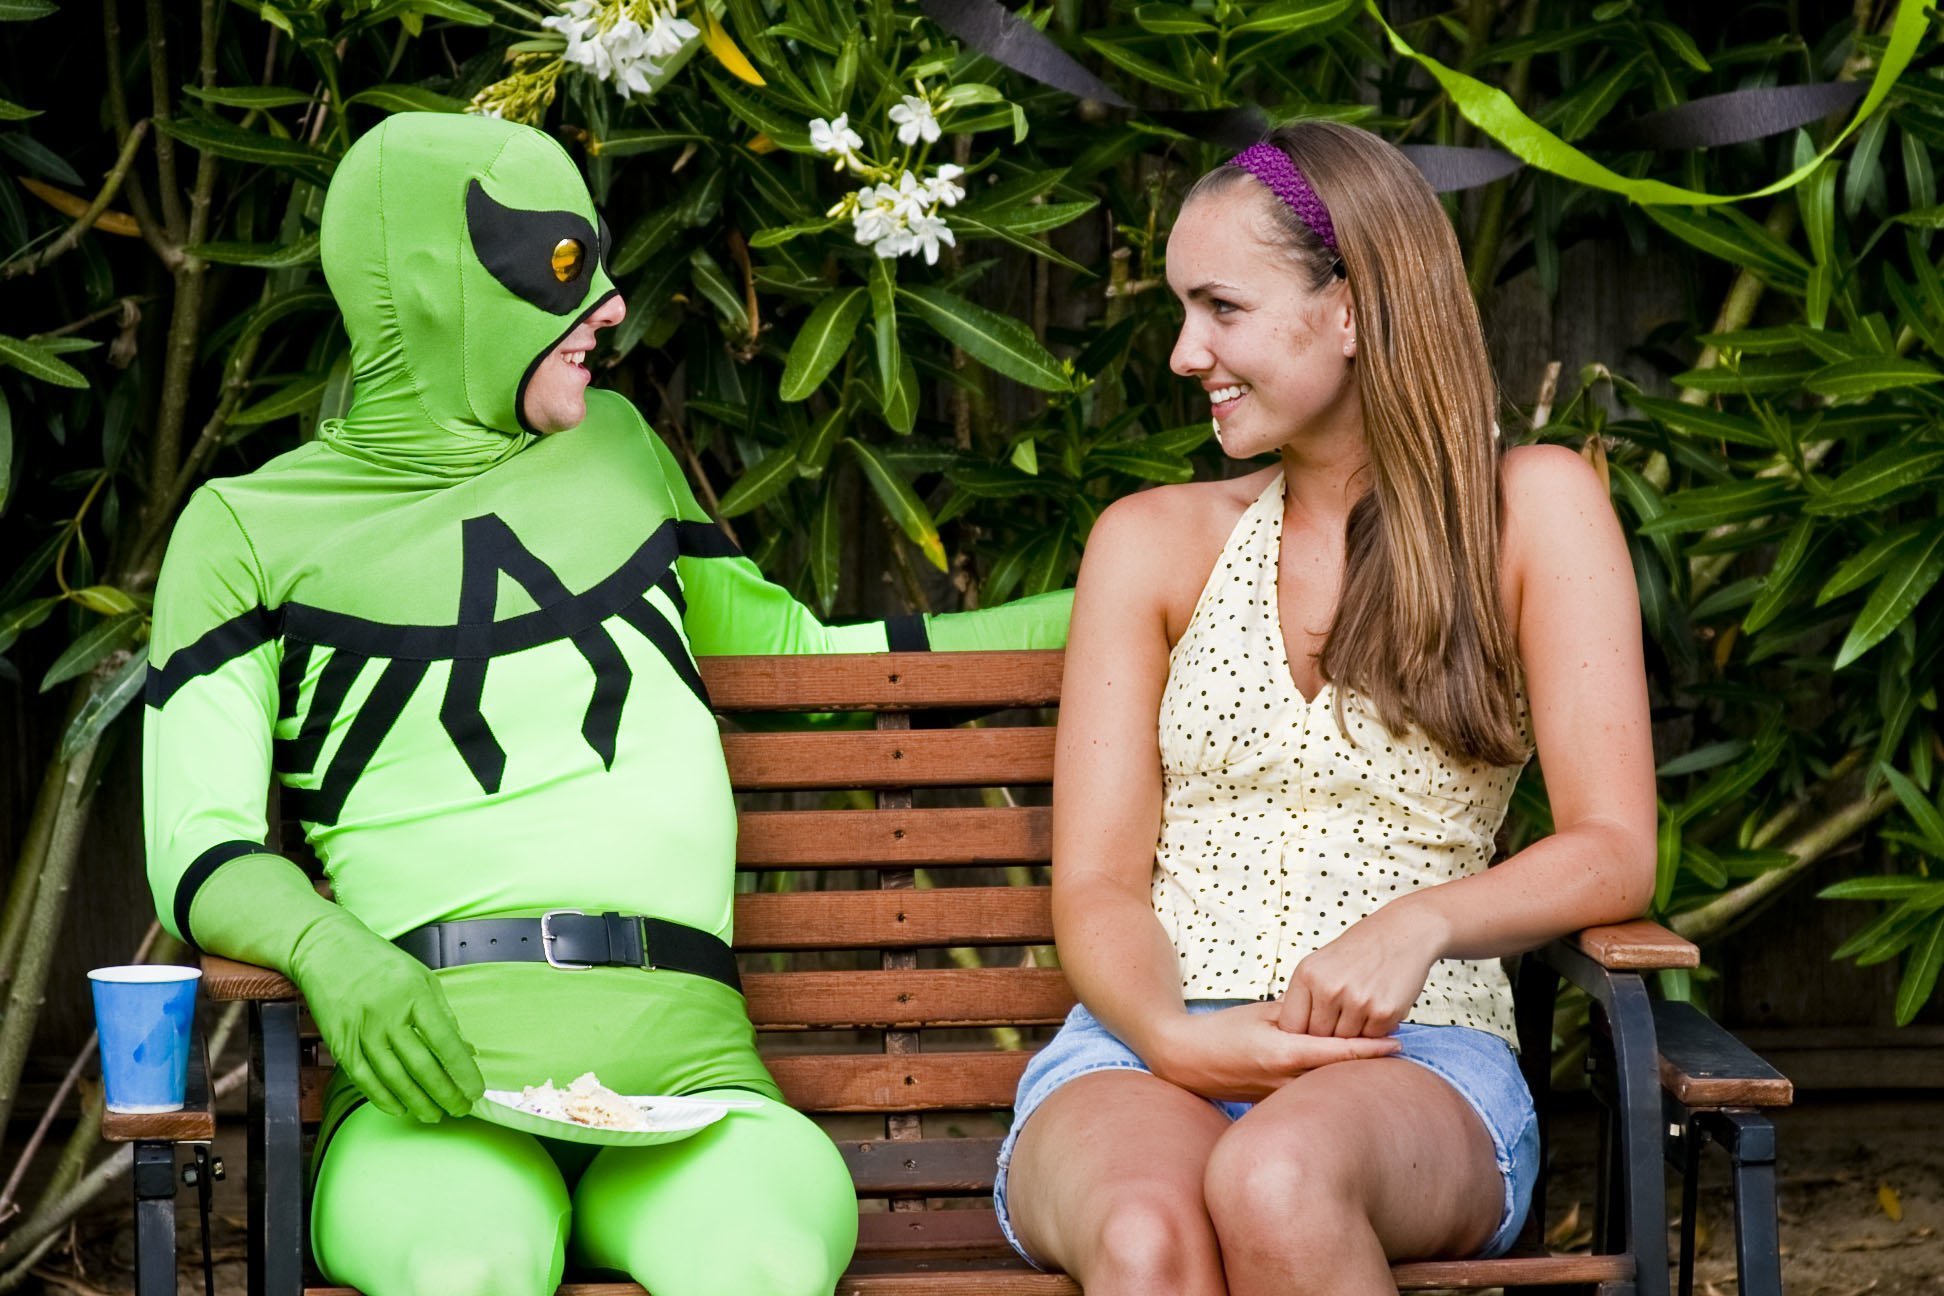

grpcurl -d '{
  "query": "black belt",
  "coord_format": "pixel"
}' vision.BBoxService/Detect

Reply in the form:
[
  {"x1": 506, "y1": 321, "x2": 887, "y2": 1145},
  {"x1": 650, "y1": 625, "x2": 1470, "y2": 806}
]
[{"x1": 394, "y1": 911, "x2": 742, "y2": 994}]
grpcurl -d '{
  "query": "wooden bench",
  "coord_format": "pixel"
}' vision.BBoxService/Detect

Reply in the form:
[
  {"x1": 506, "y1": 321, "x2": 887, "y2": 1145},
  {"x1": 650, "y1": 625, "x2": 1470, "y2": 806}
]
[{"x1": 105, "y1": 649, "x2": 1790, "y2": 1296}]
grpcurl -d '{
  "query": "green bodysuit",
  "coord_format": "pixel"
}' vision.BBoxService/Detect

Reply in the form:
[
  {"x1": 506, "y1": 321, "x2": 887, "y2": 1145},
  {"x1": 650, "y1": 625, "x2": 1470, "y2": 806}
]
[{"x1": 141, "y1": 112, "x2": 1069, "y2": 1296}]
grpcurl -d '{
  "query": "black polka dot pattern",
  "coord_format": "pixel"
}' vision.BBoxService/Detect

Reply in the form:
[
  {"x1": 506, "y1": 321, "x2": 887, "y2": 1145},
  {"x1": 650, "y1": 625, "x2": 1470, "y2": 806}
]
[{"x1": 1151, "y1": 472, "x2": 1534, "y2": 1049}]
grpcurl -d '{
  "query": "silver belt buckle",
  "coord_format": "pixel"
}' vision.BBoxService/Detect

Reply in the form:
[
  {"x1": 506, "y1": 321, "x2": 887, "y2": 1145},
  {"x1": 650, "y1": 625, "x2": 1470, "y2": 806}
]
[{"x1": 540, "y1": 909, "x2": 593, "y2": 970}]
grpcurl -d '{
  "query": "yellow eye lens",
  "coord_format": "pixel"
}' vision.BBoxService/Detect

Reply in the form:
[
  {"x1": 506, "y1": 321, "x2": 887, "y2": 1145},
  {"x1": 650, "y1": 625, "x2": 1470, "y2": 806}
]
[{"x1": 551, "y1": 239, "x2": 584, "y2": 283}]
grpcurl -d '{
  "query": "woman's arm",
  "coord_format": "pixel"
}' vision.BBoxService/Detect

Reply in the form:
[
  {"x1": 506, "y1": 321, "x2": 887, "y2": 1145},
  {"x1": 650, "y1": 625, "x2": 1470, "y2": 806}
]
[
  {"x1": 1058, "y1": 490, "x2": 1401, "y2": 1087},
  {"x1": 1282, "y1": 444, "x2": 1657, "y2": 1038}
]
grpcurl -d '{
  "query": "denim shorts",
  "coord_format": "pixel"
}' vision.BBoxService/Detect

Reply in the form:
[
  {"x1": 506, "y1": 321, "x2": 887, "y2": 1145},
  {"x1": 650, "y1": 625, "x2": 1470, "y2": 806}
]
[{"x1": 992, "y1": 1000, "x2": 1540, "y2": 1268}]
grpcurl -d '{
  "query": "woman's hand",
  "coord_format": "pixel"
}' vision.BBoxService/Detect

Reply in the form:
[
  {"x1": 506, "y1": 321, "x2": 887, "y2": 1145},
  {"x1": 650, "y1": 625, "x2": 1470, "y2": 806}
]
[
  {"x1": 1147, "y1": 1001, "x2": 1401, "y2": 1102},
  {"x1": 1279, "y1": 898, "x2": 1447, "y2": 1039}
]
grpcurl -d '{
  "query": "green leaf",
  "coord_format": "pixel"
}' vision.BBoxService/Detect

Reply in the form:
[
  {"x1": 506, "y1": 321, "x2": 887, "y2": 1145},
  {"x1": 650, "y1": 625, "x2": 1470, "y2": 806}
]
[
  {"x1": 1743, "y1": 516, "x2": 1814, "y2": 633},
  {"x1": 0, "y1": 1, "x2": 58, "y2": 19},
  {"x1": 967, "y1": 199, "x2": 1097, "y2": 237},
  {"x1": 611, "y1": 208, "x2": 680, "y2": 276},
  {"x1": 717, "y1": 446, "x2": 799, "y2": 517},
  {"x1": 69, "y1": 585, "x2": 139, "y2": 615},
  {"x1": 394, "y1": 0, "x2": 492, "y2": 22},
  {"x1": 0, "y1": 333, "x2": 86, "y2": 388},
  {"x1": 1080, "y1": 37, "x2": 1200, "y2": 95},
  {"x1": 346, "y1": 84, "x2": 466, "y2": 114},
  {"x1": 809, "y1": 481, "x2": 841, "y2": 615},
  {"x1": 0, "y1": 596, "x2": 58, "y2": 655},
  {"x1": 1803, "y1": 357, "x2": 1944, "y2": 400},
  {"x1": 59, "y1": 643, "x2": 146, "y2": 761},
  {"x1": 897, "y1": 285, "x2": 1070, "y2": 393},
  {"x1": 1636, "y1": 479, "x2": 1797, "y2": 535},
  {"x1": 1831, "y1": 898, "x2": 1939, "y2": 962},
  {"x1": 153, "y1": 115, "x2": 334, "y2": 181},
  {"x1": 690, "y1": 248, "x2": 750, "y2": 338},
  {"x1": 847, "y1": 438, "x2": 946, "y2": 570},
  {"x1": 1134, "y1": 4, "x2": 1216, "y2": 34},
  {"x1": 1672, "y1": 355, "x2": 1818, "y2": 393},
  {"x1": 779, "y1": 289, "x2": 866, "y2": 402},
  {"x1": 1624, "y1": 395, "x2": 1773, "y2": 448},
  {"x1": 0, "y1": 130, "x2": 78, "y2": 185},
  {"x1": 880, "y1": 356, "x2": 918, "y2": 437},
  {"x1": 184, "y1": 86, "x2": 317, "y2": 110},
  {"x1": 1654, "y1": 811, "x2": 1681, "y2": 912},
  {"x1": 1894, "y1": 916, "x2": 1944, "y2": 1026},
  {"x1": 746, "y1": 219, "x2": 838, "y2": 249},
  {"x1": 1879, "y1": 764, "x2": 1944, "y2": 855},
  {"x1": 187, "y1": 233, "x2": 321, "y2": 268},
  {"x1": 1833, "y1": 523, "x2": 1944, "y2": 668},
  {"x1": 799, "y1": 405, "x2": 845, "y2": 476},
  {"x1": 1643, "y1": 205, "x2": 1810, "y2": 290},
  {"x1": 40, "y1": 612, "x2": 144, "y2": 693},
  {"x1": 0, "y1": 388, "x2": 10, "y2": 517},
  {"x1": 1228, "y1": 0, "x2": 1359, "y2": 35},
  {"x1": 1656, "y1": 740, "x2": 1750, "y2": 779},
  {"x1": 1088, "y1": 442, "x2": 1195, "y2": 483},
  {"x1": 1804, "y1": 445, "x2": 1944, "y2": 514},
  {"x1": 1646, "y1": 21, "x2": 1710, "y2": 72},
  {"x1": 593, "y1": 129, "x2": 710, "y2": 158},
  {"x1": 0, "y1": 98, "x2": 39, "y2": 121},
  {"x1": 867, "y1": 259, "x2": 900, "y2": 413},
  {"x1": 228, "y1": 373, "x2": 329, "y2": 427},
  {"x1": 1843, "y1": 110, "x2": 1890, "y2": 219},
  {"x1": 1818, "y1": 522, "x2": 1934, "y2": 604},
  {"x1": 947, "y1": 213, "x2": 1093, "y2": 275},
  {"x1": 1819, "y1": 875, "x2": 1944, "y2": 901}
]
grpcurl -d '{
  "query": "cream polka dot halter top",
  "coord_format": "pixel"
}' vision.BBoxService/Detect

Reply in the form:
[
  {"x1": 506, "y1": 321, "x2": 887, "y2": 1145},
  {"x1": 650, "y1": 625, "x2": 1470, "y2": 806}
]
[{"x1": 1151, "y1": 470, "x2": 1533, "y2": 1048}]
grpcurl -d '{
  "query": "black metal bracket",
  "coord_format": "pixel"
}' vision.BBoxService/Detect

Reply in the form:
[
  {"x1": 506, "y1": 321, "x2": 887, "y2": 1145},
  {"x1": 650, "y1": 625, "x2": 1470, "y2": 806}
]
[
  {"x1": 248, "y1": 1000, "x2": 305, "y2": 1296},
  {"x1": 1667, "y1": 1103, "x2": 1781, "y2": 1296}
]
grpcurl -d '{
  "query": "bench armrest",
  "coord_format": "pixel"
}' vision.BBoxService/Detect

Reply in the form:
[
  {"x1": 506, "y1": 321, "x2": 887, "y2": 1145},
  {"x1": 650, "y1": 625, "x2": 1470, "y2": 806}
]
[
  {"x1": 1653, "y1": 1000, "x2": 1794, "y2": 1108},
  {"x1": 101, "y1": 1019, "x2": 215, "y2": 1144},
  {"x1": 1572, "y1": 920, "x2": 1699, "y2": 971},
  {"x1": 201, "y1": 953, "x2": 300, "y2": 1002}
]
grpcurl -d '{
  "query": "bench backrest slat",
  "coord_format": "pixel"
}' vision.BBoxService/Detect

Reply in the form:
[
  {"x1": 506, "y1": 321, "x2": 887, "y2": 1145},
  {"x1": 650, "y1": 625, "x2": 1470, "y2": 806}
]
[
  {"x1": 733, "y1": 887, "x2": 1053, "y2": 949},
  {"x1": 765, "y1": 1052, "x2": 1031, "y2": 1113},
  {"x1": 744, "y1": 967, "x2": 1074, "y2": 1030},
  {"x1": 734, "y1": 806, "x2": 1050, "y2": 868},
  {"x1": 700, "y1": 652, "x2": 1064, "y2": 711},
  {"x1": 722, "y1": 728, "x2": 1056, "y2": 790}
]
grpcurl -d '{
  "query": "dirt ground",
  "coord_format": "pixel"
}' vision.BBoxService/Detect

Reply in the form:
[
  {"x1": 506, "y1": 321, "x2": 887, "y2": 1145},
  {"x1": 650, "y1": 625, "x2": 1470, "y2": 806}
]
[{"x1": 14, "y1": 1093, "x2": 1943, "y2": 1295}]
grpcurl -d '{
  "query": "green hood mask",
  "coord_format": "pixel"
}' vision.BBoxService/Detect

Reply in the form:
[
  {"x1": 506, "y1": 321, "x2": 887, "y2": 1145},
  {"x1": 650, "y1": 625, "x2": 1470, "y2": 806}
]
[{"x1": 319, "y1": 112, "x2": 617, "y2": 477}]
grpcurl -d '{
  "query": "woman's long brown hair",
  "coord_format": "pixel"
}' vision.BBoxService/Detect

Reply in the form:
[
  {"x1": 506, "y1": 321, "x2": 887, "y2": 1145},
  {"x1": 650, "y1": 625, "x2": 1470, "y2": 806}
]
[{"x1": 1185, "y1": 121, "x2": 1526, "y2": 766}]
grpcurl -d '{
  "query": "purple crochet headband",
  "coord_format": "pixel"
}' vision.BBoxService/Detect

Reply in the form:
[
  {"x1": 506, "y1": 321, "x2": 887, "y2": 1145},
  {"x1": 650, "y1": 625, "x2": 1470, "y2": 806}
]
[{"x1": 1229, "y1": 142, "x2": 1338, "y2": 255}]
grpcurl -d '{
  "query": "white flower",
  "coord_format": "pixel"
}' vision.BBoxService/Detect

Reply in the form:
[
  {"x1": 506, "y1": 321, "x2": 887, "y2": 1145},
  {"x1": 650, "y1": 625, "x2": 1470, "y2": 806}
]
[
  {"x1": 889, "y1": 170, "x2": 928, "y2": 221},
  {"x1": 851, "y1": 183, "x2": 905, "y2": 250},
  {"x1": 904, "y1": 212, "x2": 956, "y2": 265},
  {"x1": 809, "y1": 113, "x2": 866, "y2": 170},
  {"x1": 888, "y1": 94, "x2": 940, "y2": 146},
  {"x1": 923, "y1": 163, "x2": 965, "y2": 208},
  {"x1": 643, "y1": 8, "x2": 699, "y2": 60}
]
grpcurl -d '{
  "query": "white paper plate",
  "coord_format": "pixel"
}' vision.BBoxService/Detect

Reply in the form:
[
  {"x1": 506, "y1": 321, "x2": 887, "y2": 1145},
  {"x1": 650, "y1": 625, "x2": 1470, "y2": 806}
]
[{"x1": 471, "y1": 1090, "x2": 764, "y2": 1146}]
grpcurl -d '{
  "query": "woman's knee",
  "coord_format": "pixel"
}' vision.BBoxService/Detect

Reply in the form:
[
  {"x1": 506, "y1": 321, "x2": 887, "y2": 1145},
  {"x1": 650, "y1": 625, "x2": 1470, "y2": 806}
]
[
  {"x1": 1075, "y1": 1186, "x2": 1219, "y2": 1290},
  {"x1": 1203, "y1": 1125, "x2": 1363, "y2": 1248}
]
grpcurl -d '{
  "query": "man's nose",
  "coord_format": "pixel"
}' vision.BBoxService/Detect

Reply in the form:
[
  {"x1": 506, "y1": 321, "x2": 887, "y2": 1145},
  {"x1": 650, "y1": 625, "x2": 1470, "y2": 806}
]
[{"x1": 592, "y1": 294, "x2": 628, "y2": 329}]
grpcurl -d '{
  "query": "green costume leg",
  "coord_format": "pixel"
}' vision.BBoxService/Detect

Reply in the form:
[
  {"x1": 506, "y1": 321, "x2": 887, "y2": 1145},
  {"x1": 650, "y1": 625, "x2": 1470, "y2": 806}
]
[
  {"x1": 312, "y1": 1105, "x2": 572, "y2": 1296},
  {"x1": 570, "y1": 1092, "x2": 857, "y2": 1296}
]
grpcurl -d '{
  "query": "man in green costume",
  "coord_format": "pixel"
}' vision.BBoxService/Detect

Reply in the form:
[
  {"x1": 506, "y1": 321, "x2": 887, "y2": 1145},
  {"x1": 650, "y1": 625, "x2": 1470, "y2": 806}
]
[{"x1": 142, "y1": 112, "x2": 1069, "y2": 1296}]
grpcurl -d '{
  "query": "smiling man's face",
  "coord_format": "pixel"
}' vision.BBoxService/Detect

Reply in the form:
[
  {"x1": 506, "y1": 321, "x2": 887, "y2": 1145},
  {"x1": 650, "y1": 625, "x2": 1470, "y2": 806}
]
[{"x1": 520, "y1": 292, "x2": 627, "y2": 433}]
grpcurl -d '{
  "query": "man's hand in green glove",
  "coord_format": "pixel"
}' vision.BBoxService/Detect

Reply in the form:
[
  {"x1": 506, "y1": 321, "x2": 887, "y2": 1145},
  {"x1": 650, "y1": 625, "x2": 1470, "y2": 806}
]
[
  {"x1": 289, "y1": 911, "x2": 485, "y2": 1122},
  {"x1": 184, "y1": 852, "x2": 483, "y2": 1123}
]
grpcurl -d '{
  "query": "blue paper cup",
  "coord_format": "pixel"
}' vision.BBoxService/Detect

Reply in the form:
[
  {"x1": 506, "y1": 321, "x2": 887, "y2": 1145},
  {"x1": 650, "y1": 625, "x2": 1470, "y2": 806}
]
[{"x1": 88, "y1": 965, "x2": 201, "y2": 1114}]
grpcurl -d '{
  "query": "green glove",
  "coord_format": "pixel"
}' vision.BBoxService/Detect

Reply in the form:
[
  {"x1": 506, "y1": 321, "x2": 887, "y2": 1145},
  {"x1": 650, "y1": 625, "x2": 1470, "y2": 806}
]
[
  {"x1": 188, "y1": 854, "x2": 484, "y2": 1122},
  {"x1": 925, "y1": 587, "x2": 1073, "y2": 651}
]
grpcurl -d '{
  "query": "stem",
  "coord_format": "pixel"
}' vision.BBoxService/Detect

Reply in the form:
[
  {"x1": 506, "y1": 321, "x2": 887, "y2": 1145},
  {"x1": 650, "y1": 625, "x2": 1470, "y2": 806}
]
[
  {"x1": 1464, "y1": 0, "x2": 1540, "y2": 300},
  {"x1": 143, "y1": 0, "x2": 185, "y2": 241},
  {"x1": 100, "y1": 0, "x2": 177, "y2": 267},
  {"x1": 1, "y1": 123, "x2": 151, "y2": 280},
  {"x1": 0, "y1": 744, "x2": 98, "y2": 1142},
  {"x1": 1669, "y1": 785, "x2": 1899, "y2": 944}
]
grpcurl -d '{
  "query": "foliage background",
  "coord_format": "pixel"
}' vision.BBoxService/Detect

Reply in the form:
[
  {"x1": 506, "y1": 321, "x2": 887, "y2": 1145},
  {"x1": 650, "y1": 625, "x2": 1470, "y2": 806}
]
[{"x1": 0, "y1": 0, "x2": 1942, "y2": 1271}]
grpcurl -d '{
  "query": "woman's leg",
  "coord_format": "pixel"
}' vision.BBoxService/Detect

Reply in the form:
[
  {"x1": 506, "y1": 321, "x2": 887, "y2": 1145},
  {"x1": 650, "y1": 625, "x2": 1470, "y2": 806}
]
[
  {"x1": 1003, "y1": 1070, "x2": 1232, "y2": 1296},
  {"x1": 569, "y1": 1091, "x2": 857, "y2": 1296},
  {"x1": 1203, "y1": 1057, "x2": 1503, "y2": 1296},
  {"x1": 311, "y1": 1106, "x2": 572, "y2": 1296}
]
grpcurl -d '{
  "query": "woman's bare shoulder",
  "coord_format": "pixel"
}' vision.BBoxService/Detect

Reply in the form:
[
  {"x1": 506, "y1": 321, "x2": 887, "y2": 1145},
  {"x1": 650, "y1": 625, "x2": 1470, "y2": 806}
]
[
  {"x1": 1083, "y1": 469, "x2": 1277, "y2": 637},
  {"x1": 1498, "y1": 442, "x2": 1627, "y2": 627}
]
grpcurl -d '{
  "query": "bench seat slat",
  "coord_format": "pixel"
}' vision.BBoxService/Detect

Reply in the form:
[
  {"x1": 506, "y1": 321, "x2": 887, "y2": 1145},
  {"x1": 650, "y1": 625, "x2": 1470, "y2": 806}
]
[
  {"x1": 737, "y1": 807, "x2": 1050, "y2": 869},
  {"x1": 841, "y1": 1137, "x2": 1005, "y2": 1194},
  {"x1": 724, "y1": 730, "x2": 1054, "y2": 791},
  {"x1": 701, "y1": 652, "x2": 1063, "y2": 711},
  {"x1": 736, "y1": 888, "x2": 1052, "y2": 949},
  {"x1": 747, "y1": 969, "x2": 1073, "y2": 1030},
  {"x1": 769, "y1": 1052, "x2": 1029, "y2": 1112}
]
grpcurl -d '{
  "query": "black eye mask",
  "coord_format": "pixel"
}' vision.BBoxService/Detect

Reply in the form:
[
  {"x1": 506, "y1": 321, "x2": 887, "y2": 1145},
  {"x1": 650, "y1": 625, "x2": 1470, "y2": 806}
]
[{"x1": 465, "y1": 179, "x2": 600, "y2": 315}]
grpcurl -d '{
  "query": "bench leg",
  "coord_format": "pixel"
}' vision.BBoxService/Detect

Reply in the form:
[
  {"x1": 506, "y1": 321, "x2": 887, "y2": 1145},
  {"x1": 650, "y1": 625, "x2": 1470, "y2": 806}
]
[
  {"x1": 1699, "y1": 1109, "x2": 1782, "y2": 1296},
  {"x1": 133, "y1": 1141, "x2": 178, "y2": 1296},
  {"x1": 248, "y1": 1001, "x2": 304, "y2": 1296}
]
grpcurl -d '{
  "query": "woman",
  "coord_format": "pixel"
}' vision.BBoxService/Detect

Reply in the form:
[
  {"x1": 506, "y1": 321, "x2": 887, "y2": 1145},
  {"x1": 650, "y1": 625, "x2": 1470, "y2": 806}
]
[{"x1": 993, "y1": 122, "x2": 1656, "y2": 1295}]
